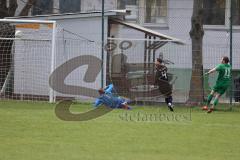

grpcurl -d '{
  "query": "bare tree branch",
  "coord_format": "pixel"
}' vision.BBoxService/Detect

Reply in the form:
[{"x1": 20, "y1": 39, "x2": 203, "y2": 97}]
[
  {"x1": 8, "y1": 0, "x2": 18, "y2": 17},
  {"x1": 19, "y1": 0, "x2": 36, "y2": 16}
]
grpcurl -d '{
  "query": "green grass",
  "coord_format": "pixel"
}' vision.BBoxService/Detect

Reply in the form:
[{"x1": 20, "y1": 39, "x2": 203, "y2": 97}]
[{"x1": 0, "y1": 100, "x2": 240, "y2": 160}]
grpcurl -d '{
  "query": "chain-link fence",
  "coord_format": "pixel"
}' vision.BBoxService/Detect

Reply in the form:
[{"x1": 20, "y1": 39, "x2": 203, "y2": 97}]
[{"x1": 0, "y1": 0, "x2": 239, "y2": 105}]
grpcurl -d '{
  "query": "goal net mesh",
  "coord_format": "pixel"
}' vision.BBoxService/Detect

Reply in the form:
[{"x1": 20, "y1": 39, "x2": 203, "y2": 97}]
[
  {"x1": 0, "y1": 20, "x2": 236, "y2": 104},
  {"x1": 0, "y1": 21, "x2": 54, "y2": 101}
]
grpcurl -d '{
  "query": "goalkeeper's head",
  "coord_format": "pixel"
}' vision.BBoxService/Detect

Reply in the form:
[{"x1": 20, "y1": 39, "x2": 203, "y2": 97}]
[{"x1": 98, "y1": 88, "x2": 105, "y2": 95}]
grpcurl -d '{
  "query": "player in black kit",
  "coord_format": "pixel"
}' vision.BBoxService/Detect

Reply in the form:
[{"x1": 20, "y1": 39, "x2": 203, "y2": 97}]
[{"x1": 154, "y1": 58, "x2": 174, "y2": 111}]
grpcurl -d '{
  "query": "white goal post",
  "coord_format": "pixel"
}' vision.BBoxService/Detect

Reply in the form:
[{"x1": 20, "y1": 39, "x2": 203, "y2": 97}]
[{"x1": 0, "y1": 19, "x2": 57, "y2": 103}]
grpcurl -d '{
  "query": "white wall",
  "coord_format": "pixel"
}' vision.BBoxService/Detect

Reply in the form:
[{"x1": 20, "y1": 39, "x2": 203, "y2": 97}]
[
  {"x1": 13, "y1": 16, "x2": 108, "y2": 98},
  {"x1": 55, "y1": 17, "x2": 108, "y2": 97},
  {"x1": 116, "y1": 0, "x2": 240, "y2": 69}
]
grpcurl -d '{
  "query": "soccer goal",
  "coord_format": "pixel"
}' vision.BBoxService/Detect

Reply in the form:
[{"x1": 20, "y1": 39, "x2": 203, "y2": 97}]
[{"x1": 0, "y1": 19, "x2": 57, "y2": 103}]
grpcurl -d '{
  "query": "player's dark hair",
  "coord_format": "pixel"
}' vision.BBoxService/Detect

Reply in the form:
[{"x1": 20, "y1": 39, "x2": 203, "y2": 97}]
[
  {"x1": 98, "y1": 88, "x2": 105, "y2": 94},
  {"x1": 157, "y1": 58, "x2": 163, "y2": 63},
  {"x1": 223, "y1": 56, "x2": 229, "y2": 64}
]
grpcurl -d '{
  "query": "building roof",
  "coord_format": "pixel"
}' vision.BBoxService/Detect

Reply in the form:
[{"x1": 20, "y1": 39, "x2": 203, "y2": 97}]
[
  {"x1": 6, "y1": 10, "x2": 185, "y2": 45},
  {"x1": 6, "y1": 10, "x2": 129, "y2": 20},
  {"x1": 110, "y1": 18, "x2": 185, "y2": 45}
]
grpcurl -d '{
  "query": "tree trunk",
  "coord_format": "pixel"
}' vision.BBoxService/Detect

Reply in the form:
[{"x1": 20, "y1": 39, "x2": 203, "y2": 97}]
[
  {"x1": 188, "y1": 0, "x2": 204, "y2": 103},
  {"x1": 0, "y1": 0, "x2": 9, "y2": 18},
  {"x1": 8, "y1": 0, "x2": 18, "y2": 16},
  {"x1": 19, "y1": 0, "x2": 36, "y2": 16}
]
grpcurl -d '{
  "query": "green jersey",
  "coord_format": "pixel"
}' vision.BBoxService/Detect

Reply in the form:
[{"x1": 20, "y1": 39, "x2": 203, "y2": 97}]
[{"x1": 215, "y1": 63, "x2": 231, "y2": 86}]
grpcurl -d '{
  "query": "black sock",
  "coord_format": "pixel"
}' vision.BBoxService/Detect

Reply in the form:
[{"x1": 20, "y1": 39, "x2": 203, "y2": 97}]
[{"x1": 165, "y1": 96, "x2": 173, "y2": 105}]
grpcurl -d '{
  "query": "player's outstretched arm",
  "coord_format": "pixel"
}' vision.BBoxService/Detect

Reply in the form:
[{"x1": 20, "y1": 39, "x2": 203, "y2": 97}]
[
  {"x1": 104, "y1": 84, "x2": 114, "y2": 93},
  {"x1": 205, "y1": 67, "x2": 217, "y2": 75}
]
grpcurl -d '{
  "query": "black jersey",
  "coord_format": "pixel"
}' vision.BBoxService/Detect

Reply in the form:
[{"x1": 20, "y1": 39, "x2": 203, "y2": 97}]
[{"x1": 155, "y1": 64, "x2": 168, "y2": 82}]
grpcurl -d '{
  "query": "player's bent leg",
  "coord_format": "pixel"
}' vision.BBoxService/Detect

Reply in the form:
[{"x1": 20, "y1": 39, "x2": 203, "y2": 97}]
[
  {"x1": 120, "y1": 103, "x2": 131, "y2": 110},
  {"x1": 207, "y1": 93, "x2": 221, "y2": 113},
  {"x1": 203, "y1": 90, "x2": 215, "y2": 111},
  {"x1": 207, "y1": 90, "x2": 215, "y2": 105},
  {"x1": 207, "y1": 94, "x2": 213, "y2": 105},
  {"x1": 213, "y1": 93, "x2": 221, "y2": 107},
  {"x1": 118, "y1": 99, "x2": 132, "y2": 110},
  {"x1": 165, "y1": 96, "x2": 174, "y2": 112}
]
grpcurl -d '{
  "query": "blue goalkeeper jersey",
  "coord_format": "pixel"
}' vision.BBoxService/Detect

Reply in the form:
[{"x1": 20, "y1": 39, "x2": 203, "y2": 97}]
[
  {"x1": 94, "y1": 84, "x2": 125, "y2": 108},
  {"x1": 94, "y1": 94, "x2": 125, "y2": 108}
]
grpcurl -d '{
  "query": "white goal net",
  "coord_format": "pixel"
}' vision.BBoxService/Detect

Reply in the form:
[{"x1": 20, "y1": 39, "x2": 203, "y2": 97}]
[
  {"x1": 0, "y1": 19, "x2": 56, "y2": 102},
  {"x1": 0, "y1": 19, "x2": 105, "y2": 103}
]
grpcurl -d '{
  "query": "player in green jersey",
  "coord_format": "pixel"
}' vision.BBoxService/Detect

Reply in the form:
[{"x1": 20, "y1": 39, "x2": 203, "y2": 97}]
[{"x1": 203, "y1": 56, "x2": 231, "y2": 113}]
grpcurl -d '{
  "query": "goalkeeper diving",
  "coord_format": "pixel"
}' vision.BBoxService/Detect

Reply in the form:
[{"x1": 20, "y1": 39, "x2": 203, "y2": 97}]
[{"x1": 94, "y1": 84, "x2": 132, "y2": 110}]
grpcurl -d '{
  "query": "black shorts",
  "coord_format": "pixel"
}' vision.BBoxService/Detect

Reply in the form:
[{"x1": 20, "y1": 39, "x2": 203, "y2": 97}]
[{"x1": 157, "y1": 80, "x2": 172, "y2": 96}]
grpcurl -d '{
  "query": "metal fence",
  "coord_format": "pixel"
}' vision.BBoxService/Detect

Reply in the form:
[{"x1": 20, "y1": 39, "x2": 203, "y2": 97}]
[{"x1": 0, "y1": 0, "x2": 239, "y2": 104}]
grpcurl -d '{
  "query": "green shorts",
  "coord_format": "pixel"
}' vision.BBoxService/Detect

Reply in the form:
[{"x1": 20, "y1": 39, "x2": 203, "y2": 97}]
[{"x1": 213, "y1": 84, "x2": 229, "y2": 95}]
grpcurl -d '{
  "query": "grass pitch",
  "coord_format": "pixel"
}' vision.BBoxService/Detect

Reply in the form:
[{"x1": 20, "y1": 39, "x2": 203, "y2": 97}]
[{"x1": 0, "y1": 100, "x2": 240, "y2": 160}]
